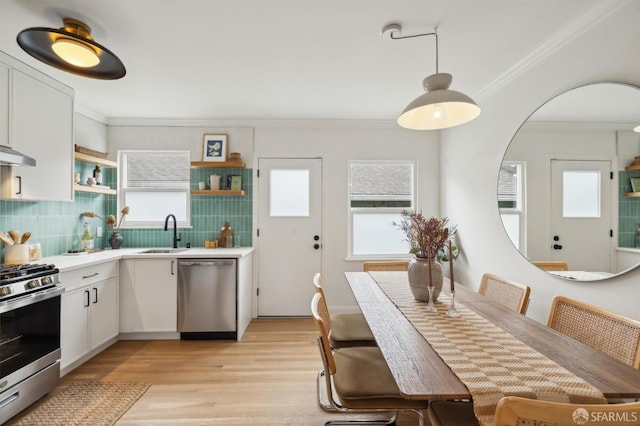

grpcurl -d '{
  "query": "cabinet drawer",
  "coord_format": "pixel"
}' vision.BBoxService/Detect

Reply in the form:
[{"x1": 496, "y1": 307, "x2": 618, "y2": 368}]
[{"x1": 61, "y1": 261, "x2": 118, "y2": 292}]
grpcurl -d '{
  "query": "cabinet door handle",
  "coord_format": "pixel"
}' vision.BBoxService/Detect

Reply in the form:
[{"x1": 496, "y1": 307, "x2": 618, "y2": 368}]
[
  {"x1": 82, "y1": 272, "x2": 99, "y2": 279},
  {"x1": 84, "y1": 289, "x2": 90, "y2": 307},
  {"x1": 15, "y1": 176, "x2": 21, "y2": 196},
  {"x1": 171, "y1": 260, "x2": 175, "y2": 275},
  {"x1": 93, "y1": 287, "x2": 98, "y2": 304}
]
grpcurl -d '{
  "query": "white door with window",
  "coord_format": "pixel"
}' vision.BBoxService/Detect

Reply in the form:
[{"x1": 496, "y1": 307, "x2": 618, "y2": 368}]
[
  {"x1": 257, "y1": 158, "x2": 322, "y2": 316},
  {"x1": 549, "y1": 159, "x2": 613, "y2": 272}
]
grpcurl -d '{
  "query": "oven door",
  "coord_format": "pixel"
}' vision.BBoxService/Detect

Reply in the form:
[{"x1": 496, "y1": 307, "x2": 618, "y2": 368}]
[{"x1": 0, "y1": 286, "x2": 63, "y2": 391}]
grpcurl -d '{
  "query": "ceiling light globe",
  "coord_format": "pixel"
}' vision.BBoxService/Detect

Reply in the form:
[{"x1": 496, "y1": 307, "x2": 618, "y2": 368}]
[
  {"x1": 398, "y1": 73, "x2": 480, "y2": 130},
  {"x1": 398, "y1": 92, "x2": 481, "y2": 130},
  {"x1": 52, "y1": 38, "x2": 100, "y2": 68},
  {"x1": 634, "y1": 125, "x2": 640, "y2": 133}
]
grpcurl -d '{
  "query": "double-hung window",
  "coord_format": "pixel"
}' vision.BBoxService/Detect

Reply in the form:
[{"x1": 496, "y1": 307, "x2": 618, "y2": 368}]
[
  {"x1": 118, "y1": 150, "x2": 191, "y2": 228},
  {"x1": 498, "y1": 161, "x2": 525, "y2": 252},
  {"x1": 348, "y1": 161, "x2": 415, "y2": 257}
]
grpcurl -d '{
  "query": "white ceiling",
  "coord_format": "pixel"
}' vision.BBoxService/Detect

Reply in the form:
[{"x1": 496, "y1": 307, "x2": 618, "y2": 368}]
[{"x1": 0, "y1": 0, "x2": 627, "y2": 121}]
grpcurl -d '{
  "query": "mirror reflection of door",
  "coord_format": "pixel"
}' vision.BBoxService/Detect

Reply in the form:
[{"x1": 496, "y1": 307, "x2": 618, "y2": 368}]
[
  {"x1": 549, "y1": 159, "x2": 613, "y2": 272},
  {"x1": 499, "y1": 82, "x2": 640, "y2": 281},
  {"x1": 257, "y1": 157, "x2": 322, "y2": 316}
]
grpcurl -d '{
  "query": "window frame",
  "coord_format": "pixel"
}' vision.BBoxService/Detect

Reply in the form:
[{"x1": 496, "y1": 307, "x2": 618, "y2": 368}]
[
  {"x1": 117, "y1": 150, "x2": 191, "y2": 229},
  {"x1": 347, "y1": 160, "x2": 416, "y2": 259},
  {"x1": 498, "y1": 161, "x2": 526, "y2": 254}
]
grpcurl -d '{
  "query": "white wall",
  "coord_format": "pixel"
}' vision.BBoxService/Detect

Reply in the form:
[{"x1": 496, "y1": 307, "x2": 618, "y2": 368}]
[
  {"x1": 441, "y1": 2, "x2": 640, "y2": 323},
  {"x1": 107, "y1": 124, "x2": 254, "y2": 166},
  {"x1": 253, "y1": 123, "x2": 438, "y2": 310}
]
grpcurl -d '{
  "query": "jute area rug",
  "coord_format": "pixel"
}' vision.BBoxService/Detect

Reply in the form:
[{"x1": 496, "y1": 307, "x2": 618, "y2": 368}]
[{"x1": 9, "y1": 381, "x2": 150, "y2": 426}]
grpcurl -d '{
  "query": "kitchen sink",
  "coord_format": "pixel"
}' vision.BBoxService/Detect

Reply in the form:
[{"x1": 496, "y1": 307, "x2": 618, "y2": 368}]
[{"x1": 139, "y1": 249, "x2": 187, "y2": 254}]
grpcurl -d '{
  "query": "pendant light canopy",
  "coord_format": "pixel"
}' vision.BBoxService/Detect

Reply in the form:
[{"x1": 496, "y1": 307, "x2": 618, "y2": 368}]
[
  {"x1": 17, "y1": 18, "x2": 126, "y2": 80},
  {"x1": 383, "y1": 23, "x2": 480, "y2": 130}
]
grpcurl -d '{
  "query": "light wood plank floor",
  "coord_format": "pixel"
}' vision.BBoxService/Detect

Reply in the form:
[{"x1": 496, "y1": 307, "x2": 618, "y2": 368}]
[{"x1": 15, "y1": 318, "x2": 425, "y2": 425}]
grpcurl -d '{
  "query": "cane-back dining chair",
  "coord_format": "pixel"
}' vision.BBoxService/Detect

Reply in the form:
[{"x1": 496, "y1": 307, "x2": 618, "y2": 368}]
[
  {"x1": 532, "y1": 261, "x2": 569, "y2": 271},
  {"x1": 312, "y1": 292, "x2": 428, "y2": 426},
  {"x1": 428, "y1": 396, "x2": 640, "y2": 426},
  {"x1": 363, "y1": 261, "x2": 409, "y2": 272},
  {"x1": 478, "y1": 273, "x2": 531, "y2": 315},
  {"x1": 547, "y1": 295, "x2": 640, "y2": 369},
  {"x1": 312, "y1": 273, "x2": 376, "y2": 348}
]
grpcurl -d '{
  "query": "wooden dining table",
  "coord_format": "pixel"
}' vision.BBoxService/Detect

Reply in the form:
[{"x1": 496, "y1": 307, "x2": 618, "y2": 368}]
[{"x1": 345, "y1": 271, "x2": 640, "y2": 401}]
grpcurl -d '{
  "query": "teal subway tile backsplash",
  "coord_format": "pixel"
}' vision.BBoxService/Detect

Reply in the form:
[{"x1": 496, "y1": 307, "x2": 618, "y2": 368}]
[
  {"x1": 618, "y1": 170, "x2": 640, "y2": 248},
  {"x1": 0, "y1": 165, "x2": 253, "y2": 262}
]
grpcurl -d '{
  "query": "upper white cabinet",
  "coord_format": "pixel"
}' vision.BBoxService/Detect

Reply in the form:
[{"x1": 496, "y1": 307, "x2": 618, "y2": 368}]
[
  {"x1": 0, "y1": 63, "x2": 9, "y2": 147},
  {"x1": 0, "y1": 52, "x2": 74, "y2": 201}
]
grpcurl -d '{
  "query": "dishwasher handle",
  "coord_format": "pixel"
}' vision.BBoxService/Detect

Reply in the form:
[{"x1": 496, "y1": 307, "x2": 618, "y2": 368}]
[{"x1": 179, "y1": 260, "x2": 235, "y2": 267}]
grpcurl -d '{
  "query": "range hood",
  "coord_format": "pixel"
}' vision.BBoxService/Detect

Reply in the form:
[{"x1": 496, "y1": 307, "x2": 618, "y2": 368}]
[{"x1": 0, "y1": 145, "x2": 36, "y2": 166}]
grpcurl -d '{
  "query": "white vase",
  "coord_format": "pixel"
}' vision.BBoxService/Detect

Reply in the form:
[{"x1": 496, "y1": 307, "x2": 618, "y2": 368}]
[{"x1": 407, "y1": 257, "x2": 443, "y2": 302}]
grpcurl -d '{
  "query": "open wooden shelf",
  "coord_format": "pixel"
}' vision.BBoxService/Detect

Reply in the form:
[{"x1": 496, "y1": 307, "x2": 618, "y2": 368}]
[
  {"x1": 625, "y1": 192, "x2": 640, "y2": 198},
  {"x1": 74, "y1": 152, "x2": 117, "y2": 168},
  {"x1": 190, "y1": 160, "x2": 245, "y2": 169},
  {"x1": 74, "y1": 184, "x2": 116, "y2": 195},
  {"x1": 191, "y1": 189, "x2": 245, "y2": 196}
]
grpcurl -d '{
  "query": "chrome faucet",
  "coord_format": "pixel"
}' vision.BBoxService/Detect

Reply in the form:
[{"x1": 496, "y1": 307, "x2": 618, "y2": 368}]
[{"x1": 164, "y1": 214, "x2": 181, "y2": 248}]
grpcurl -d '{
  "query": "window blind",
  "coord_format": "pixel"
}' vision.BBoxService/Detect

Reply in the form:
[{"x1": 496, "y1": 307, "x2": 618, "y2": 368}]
[{"x1": 124, "y1": 151, "x2": 190, "y2": 188}]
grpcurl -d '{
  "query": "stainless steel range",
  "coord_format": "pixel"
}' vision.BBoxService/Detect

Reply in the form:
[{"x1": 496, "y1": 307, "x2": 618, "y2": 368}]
[{"x1": 0, "y1": 263, "x2": 63, "y2": 424}]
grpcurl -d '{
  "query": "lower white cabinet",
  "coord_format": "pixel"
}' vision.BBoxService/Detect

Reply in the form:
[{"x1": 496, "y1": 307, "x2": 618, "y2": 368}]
[
  {"x1": 60, "y1": 261, "x2": 119, "y2": 371},
  {"x1": 120, "y1": 259, "x2": 177, "y2": 333}
]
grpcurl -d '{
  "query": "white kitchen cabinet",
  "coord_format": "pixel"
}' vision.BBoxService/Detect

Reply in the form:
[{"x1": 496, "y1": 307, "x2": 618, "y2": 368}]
[
  {"x1": 60, "y1": 261, "x2": 119, "y2": 374},
  {"x1": 60, "y1": 286, "x2": 90, "y2": 370},
  {"x1": 0, "y1": 62, "x2": 8, "y2": 147},
  {"x1": 90, "y1": 278, "x2": 119, "y2": 348},
  {"x1": 119, "y1": 259, "x2": 177, "y2": 333},
  {"x1": 0, "y1": 56, "x2": 74, "y2": 201}
]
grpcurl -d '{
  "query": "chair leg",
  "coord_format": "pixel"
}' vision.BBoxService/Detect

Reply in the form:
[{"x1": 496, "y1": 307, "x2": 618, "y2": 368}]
[
  {"x1": 323, "y1": 412, "x2": 398, "y2": 426},
  {"x1": 317, "y1": 369, "x2": 338, "y2": 412},
  {"x1": 317, "y1": 369, "x2": 424, "y2": 426}
]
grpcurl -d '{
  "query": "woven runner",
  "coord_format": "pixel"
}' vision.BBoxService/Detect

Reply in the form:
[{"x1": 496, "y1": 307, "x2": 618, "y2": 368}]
[
  {"x1": 9, "y1": 381, "x2": 150, "y2": 426},
  {"x1": 369, "y1": 272, "x2": 607, "y2": 426}
]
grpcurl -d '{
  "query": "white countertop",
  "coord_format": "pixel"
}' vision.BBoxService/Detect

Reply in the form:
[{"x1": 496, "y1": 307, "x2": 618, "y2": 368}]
[
  {"x1": 616, "y1": 247, "x2": 640, "y2": 253},
  {"x1": 37, "y1": 247, "x2": 255, "y2": 272}
]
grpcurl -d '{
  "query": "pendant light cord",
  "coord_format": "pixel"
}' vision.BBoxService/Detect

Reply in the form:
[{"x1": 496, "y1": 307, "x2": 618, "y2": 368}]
[{"x1": 387, "y1": 27, "x2": 439, "y2": 73}]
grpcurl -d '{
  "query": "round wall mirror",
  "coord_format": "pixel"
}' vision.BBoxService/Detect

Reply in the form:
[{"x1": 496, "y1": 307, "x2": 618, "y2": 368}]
[{"x1": 498, "y1": 82, "x2": 640, "y2": 281}]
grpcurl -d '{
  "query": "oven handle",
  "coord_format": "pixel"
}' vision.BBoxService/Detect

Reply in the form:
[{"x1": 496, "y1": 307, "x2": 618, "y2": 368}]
[{"x1": 0, "y1": 285, "x2": 65, "y2": 314}]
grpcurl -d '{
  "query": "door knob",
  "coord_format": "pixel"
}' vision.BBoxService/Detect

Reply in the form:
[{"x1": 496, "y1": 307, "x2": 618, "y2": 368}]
[
  {"x1": 553, "y1": 235, "x2": 560, "y2": 241},
  {"x1": 313, "y1": 244, "x2": 320, "y2": 250},
  {"x1": 314, "y1": 235, "x2": 320, "y2": 241},
  {"x1": 553, "y1": 244, "x2": 563, "y2": 250}
]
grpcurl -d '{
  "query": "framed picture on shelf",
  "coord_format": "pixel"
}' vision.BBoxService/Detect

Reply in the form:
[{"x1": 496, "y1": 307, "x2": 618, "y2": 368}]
[
  {"x1": 631, "y1": 177, "x2": 640, "y2": 192},
  {"x1": 202, "y1": 134, "x2": 228, "y2": 162}
]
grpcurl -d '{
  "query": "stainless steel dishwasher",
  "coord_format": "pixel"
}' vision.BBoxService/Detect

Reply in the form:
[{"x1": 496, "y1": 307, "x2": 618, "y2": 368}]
[{"x1": 177, "y1": 259, "x2": 237, "y2": 339}]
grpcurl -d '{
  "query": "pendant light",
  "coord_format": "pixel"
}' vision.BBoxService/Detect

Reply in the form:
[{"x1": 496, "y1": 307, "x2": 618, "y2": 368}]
[
  {"x1": 17, "y1": 18, "x2": 126, "y2": 80},
  {"x1": 383, "y1": 23, "x2": 480, "y2": 130}
]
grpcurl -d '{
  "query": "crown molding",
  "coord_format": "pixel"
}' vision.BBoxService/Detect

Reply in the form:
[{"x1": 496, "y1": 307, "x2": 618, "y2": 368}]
[
  {"x1": 105, "y1": 117, "x2": 400, "y2": 129},
  {"x1": 74, "y1": 104, "x2": 108, "y2": 124},
  {"x1": 522, "y1": 120, "x2": 636, "y2": 132}
]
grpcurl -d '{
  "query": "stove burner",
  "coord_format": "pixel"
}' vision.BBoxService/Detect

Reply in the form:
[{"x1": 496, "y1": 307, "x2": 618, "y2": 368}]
[
  {"x1": 0, "y1": 264, "x2": 57, "y2": 283},
  {"x1": 0, "y1": 264, "x2": 60, "y2": 301}
]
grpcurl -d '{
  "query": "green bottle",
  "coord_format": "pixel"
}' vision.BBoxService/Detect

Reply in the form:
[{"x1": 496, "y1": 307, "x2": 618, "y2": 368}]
[{"x1": 82, "y1": 222, "x2": 94, "y2": 251}]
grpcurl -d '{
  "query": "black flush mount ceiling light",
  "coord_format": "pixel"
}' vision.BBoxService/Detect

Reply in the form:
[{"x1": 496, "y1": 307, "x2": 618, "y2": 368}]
[{"x1": 17, "y1": 18, "x2": 126, "y2": 80}]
